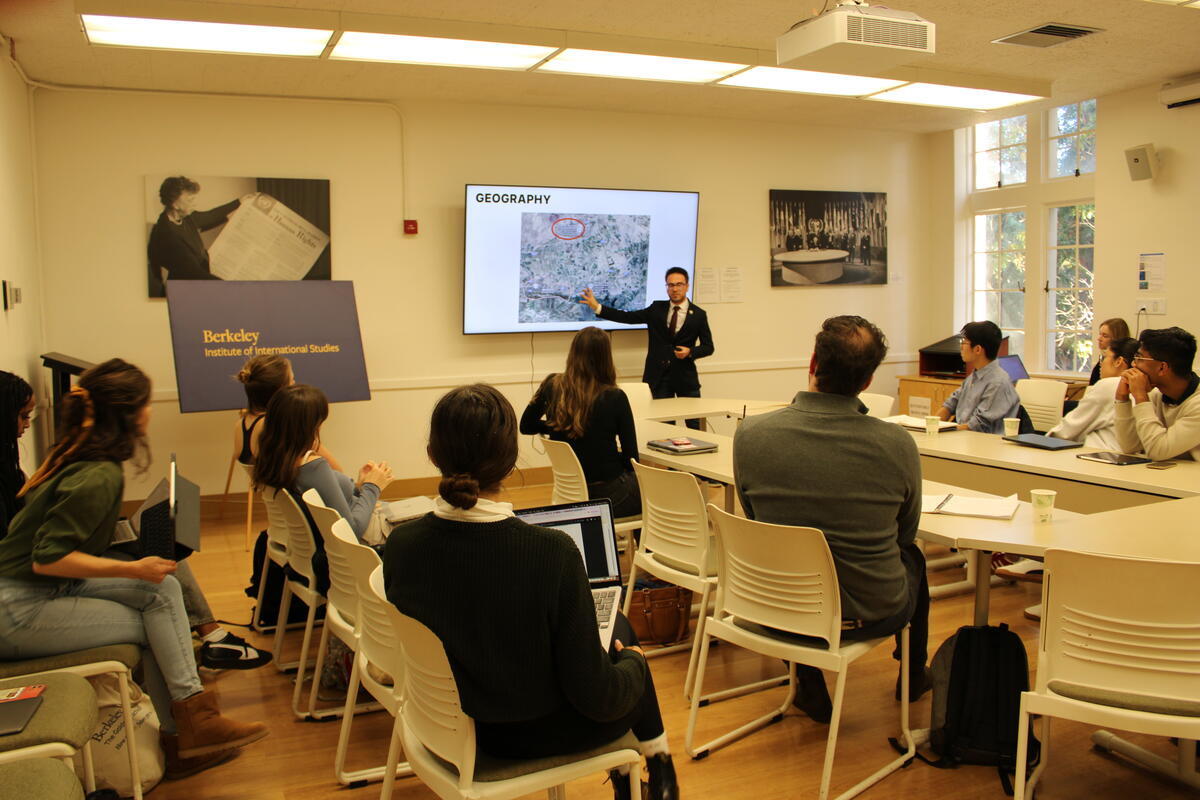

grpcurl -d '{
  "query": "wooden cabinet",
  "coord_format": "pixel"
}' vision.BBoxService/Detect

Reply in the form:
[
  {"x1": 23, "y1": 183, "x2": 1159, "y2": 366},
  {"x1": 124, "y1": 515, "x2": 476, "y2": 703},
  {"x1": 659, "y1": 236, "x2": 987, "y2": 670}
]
[{"x1": 898, "y1": 374, "x2": 962, "y2": 417}]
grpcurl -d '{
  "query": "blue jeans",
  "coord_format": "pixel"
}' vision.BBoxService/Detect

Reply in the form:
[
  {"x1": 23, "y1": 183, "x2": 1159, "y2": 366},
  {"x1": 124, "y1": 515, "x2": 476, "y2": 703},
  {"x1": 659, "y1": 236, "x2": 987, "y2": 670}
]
[{"x1": 0, "y1": 575, "x2": 203, "y2": 732}]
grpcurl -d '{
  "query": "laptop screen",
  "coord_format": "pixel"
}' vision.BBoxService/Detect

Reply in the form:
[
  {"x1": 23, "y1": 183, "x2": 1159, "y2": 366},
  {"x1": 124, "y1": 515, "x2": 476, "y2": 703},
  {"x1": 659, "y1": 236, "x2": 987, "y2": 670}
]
[
  {"x1": 997, "y1": 354, "x2": 1029, "y2": 382},
  {"x1": 514, "y1": 499, "x2": 622, "y2": 586}
]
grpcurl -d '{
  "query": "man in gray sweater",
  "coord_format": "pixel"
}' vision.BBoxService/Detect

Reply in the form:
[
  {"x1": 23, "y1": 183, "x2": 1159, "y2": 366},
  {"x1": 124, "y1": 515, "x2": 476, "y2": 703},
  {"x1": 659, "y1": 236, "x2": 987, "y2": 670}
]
[{"x1": 733, "y1": 315, "x2": 930, "y2": 722}]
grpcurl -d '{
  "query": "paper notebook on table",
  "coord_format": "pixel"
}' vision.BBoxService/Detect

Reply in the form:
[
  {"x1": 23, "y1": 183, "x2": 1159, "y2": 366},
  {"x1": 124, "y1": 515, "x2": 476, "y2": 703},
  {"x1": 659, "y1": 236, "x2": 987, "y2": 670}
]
[
  {"x1": 384, "y1": 496, "x2": 436, "y2": 524},
  {"x1": 921, "y1": 493, "x2": 1020, "y2": 520},
  {"x1": 646, "y1": 437, "x2": 718, "y2": 455},
  {"x1": 884, "y1": 415, "x2": 957, "y2": 432}
]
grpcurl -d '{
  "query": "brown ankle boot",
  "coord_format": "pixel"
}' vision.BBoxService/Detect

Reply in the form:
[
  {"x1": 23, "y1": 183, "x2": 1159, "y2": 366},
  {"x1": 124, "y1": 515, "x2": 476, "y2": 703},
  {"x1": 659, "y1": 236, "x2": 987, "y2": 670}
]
[
  {"x1": 171, "y1": 691, "x2": 269, "y2": 759},
  {"x1": 161, "y1": 733, "x2": 237, "y2": 779}
]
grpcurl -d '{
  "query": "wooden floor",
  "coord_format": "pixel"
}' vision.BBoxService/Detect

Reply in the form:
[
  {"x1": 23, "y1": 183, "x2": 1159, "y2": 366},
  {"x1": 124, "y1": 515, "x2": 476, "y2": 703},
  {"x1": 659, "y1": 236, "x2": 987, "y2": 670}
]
[{"x1": 151, "y1": 486, "x2": 1197, "y2": 800}]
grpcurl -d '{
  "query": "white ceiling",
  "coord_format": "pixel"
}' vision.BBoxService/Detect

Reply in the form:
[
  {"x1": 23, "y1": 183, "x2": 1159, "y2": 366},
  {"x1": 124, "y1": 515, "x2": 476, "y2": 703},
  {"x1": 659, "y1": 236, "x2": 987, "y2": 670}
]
[{"x1": 2, "y1": 0, "x2": 1199, "y2": 133}]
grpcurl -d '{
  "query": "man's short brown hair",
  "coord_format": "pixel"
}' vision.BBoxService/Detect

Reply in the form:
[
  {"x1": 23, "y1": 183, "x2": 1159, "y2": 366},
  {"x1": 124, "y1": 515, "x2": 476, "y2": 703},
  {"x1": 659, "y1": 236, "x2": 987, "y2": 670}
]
[{"x1": 813, "y1": 315, "x2": 889, "y2": 397}]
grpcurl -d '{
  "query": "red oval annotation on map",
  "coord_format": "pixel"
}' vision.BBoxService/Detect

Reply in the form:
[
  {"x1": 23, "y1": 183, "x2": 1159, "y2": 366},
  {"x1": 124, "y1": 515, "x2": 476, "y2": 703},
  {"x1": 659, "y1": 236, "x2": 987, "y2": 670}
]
[{"x1": 551, "y1": 217, "x2": 586, "y2": 240}]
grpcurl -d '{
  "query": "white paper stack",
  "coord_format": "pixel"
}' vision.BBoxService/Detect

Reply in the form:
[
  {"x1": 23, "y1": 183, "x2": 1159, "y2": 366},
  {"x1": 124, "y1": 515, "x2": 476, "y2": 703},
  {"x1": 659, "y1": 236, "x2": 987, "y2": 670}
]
[
  {"x1": 384, "y1": 496, "x2": 435, "y2": 524},
  {"x1": 921, "y1": 493, "x2": 1020, "y2": 520}
]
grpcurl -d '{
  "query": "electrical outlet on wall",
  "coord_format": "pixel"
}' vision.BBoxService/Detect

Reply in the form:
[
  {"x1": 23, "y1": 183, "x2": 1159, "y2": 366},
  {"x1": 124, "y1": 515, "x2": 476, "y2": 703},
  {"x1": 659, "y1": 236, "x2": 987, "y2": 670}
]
[{"x1": 1139, "y1": 297, "x2": 1167, "y2": 315}]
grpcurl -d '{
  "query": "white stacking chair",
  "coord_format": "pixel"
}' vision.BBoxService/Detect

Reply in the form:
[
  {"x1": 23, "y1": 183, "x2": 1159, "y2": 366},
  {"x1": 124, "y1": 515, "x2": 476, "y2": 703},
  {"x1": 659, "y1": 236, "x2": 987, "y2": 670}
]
[
  {"x1": 313, "y1": 518, "x2": 413, "y2": 790},
  {"x1": 267, "y1": 488, "x2": 326, "y2": 682},
  {"x1": 857, "y1": 391, "x2": 895, "y2": 418},
  {"x1": 298, "y1": 490, "x2": 382, "y2": 725},
  {"x1": 251, "y1": 476, "x2": 293, "y2": 636},
  {"x1": 1015, "y1": 378, "x2": 1067, "y2": 433},
  {"x1": 687, "y1": 505, "x2": 915, "y2": 800},
  {"x1": 618, "y1": 380, "x2": 653, "y2": 412},
  {"x1": 542, "y1": 437, "x2": 641, "y2": 551},
  {"x1": 624, "y1": 459, "x2": 760, "y2": 703},
  {"x1": 376, "y1": 566, "x2": 643, "y2": 800},
  {"x1": 1015, "y1": 549, "x2": 1200, "y2": 799}
]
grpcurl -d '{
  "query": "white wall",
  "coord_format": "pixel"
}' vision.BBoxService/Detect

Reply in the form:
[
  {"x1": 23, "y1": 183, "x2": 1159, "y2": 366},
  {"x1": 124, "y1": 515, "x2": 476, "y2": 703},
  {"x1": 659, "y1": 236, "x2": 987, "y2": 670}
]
[
  {"x1": 32, "y1": 90, "x2": 938, "y2": 498},
  {"x1": 1094, "y1": 85, "x2": 1200, "y2": 335},
  {"x1": 0, "y1": 56, "x2": 45, "y2": 474}
]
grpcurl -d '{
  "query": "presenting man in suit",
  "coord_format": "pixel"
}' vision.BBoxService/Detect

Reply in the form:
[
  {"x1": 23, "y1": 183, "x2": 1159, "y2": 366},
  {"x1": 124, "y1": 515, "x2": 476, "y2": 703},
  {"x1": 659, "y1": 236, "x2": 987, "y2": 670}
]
[{"x1": 579, "y1": 268, "x2": 715, "y2": 421}]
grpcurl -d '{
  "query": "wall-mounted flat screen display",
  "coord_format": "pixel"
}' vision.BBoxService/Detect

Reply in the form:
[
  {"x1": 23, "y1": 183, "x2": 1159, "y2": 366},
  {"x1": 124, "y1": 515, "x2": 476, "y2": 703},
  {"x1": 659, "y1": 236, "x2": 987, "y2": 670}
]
[{"x1": 464, "y1": 184, "x2": 699, "y2": 334}]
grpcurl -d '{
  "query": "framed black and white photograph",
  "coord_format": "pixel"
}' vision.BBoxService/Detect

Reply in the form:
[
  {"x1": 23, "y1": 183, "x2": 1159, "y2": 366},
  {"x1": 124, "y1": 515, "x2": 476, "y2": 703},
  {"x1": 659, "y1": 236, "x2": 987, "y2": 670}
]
[
  {"x1": 769, "y1": 189, "x2": 887, "y2": 286},
  {"x1": 145, "y1": 174, "x2": 331, "y2": 298}
]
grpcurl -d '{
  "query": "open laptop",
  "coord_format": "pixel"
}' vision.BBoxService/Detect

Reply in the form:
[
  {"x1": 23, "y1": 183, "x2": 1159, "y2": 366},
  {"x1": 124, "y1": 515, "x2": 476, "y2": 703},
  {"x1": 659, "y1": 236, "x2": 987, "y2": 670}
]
[
  {"x1": 997, "y1": 354, "x2": 1030, "y2": 383},
  {"x1": 515, "y1": 499, "x2": 624, "y2": 650},
  {"x1": 116, "y1": 454, "x2": 202, "y2": 560}
]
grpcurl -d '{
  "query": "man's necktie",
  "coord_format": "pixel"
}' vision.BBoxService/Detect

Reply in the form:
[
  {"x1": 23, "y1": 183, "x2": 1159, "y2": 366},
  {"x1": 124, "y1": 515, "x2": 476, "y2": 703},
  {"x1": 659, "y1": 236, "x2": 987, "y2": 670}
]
[{"x1": 669, "y1": 305, "x2": 680, "y2": 335}]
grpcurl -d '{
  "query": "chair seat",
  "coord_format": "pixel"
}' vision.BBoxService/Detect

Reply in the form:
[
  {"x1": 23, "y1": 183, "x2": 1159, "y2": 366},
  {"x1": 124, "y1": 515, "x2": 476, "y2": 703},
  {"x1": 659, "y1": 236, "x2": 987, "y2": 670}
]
[
  {"x1": 429, "y1": 731, "x2": 640, "y2": 782},
  {"x1": 0, "y1": 644, "x2": 141, "y2": 680},
  {"x1": 0, "y1": 758, "x2": 84, "y2": 800},
  {"x1": 0, "y1": 674, "x2": 97, "y2": 751},
  {"x1": 1046, "y1": 680, "x2": 1200, "y2": 717},
  {"x1": 641, "y1": 547, "x2": 717, "y2": 580},
  {"x1": 705, "y1": 615, "x2": 885, "y2": 670}
]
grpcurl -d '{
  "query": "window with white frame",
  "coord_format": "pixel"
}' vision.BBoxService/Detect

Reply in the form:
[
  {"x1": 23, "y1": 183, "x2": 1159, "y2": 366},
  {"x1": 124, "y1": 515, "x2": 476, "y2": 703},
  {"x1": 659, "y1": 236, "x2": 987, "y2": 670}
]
[
  {"x1": 1048, "y1": 99, "x2": 1097, "y2": 178},
  {"x1": 973, "y1": 115, "x2": 1027, "y2": 190},
  {"x1": 1047, "y1": 203, "x2": 1096, "y2": 372},
  {"x1": 972, "y1": 210, "x2": 1027, "y2": 356}
]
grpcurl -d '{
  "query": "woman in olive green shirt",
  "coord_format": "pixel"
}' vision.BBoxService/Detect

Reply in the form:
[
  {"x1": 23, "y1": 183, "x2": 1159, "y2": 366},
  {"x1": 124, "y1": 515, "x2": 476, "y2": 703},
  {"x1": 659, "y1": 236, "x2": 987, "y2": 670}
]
[{"x1": 0, "y1": 359, "x2": 267, "y2": 775}]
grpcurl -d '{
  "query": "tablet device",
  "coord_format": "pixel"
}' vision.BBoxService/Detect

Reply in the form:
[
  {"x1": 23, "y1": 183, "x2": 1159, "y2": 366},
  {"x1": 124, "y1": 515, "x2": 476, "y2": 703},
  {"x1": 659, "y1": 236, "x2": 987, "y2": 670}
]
[
  {"x1": 1003, "y1": 434, "x2": 1083, "y2": 451},
  {"x1": 1076, "y1": 452, "x2": 1152, "y2": 466},
  {"x1": 0, "y1": 696, "x2": 43, "y2": 736}
]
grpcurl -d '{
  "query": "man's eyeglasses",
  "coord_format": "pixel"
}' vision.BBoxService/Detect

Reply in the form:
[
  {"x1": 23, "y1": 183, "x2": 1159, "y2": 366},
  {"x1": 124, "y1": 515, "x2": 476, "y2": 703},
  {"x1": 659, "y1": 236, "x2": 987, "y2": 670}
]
[
  {"x1": 666, "y1": 282, "x2": 687, "y2": 288},
  {"x1": 1132, "y1": 354, "x2": 1160, "y2": 364}
]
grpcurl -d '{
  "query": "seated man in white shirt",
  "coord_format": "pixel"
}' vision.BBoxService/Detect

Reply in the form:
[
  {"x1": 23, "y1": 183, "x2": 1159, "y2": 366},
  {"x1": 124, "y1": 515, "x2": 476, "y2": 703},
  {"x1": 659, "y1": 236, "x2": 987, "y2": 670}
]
[
  {"x1": 1048, "y1": 337, "x2": 1140, "y2": 450},
  {"x1": 1114, "y1": 326, "x2": 1200, "y2": 461}
]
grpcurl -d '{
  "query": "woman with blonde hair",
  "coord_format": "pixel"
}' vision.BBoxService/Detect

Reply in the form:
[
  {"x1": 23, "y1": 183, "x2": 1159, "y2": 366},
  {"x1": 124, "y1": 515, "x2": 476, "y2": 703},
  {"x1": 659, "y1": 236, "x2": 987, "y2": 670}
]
[
  {"x1": 0, "y1": 359, "x2": 268, "y2": 776},
  {"x1": 521, "y1": 326, "x2": 640, "y2": 517}
]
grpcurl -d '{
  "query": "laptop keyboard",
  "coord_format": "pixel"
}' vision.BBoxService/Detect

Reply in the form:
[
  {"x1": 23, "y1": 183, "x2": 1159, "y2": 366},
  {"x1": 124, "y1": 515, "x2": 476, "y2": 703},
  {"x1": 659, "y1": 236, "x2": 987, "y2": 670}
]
[
  {"x1": 138, "y1": 500, "x2": 175, "y2": 560},
  {"x1": 593, "y1": 587, "x2": 619, "y2": 629}
]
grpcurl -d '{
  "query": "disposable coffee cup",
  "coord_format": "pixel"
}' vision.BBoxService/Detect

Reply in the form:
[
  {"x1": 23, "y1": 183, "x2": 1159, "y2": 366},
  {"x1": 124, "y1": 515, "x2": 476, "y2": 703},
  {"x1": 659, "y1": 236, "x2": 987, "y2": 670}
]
[
  {"x1": 1003, "y1": 417, "x2": 1020, "y2": 437},
  {"x1": 1030, "y1": 489, "x2": 1056, "y2": 523},
  {"x1": 925, "y1": 416, "x2": 940, "y2": 436}
]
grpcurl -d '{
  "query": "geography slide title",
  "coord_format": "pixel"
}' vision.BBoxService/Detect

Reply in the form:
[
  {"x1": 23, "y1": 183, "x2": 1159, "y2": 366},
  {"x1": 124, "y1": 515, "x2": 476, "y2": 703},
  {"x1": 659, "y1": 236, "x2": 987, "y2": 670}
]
[{"x1": 474, "y1": 192, "x2": 551, "y2": 204}]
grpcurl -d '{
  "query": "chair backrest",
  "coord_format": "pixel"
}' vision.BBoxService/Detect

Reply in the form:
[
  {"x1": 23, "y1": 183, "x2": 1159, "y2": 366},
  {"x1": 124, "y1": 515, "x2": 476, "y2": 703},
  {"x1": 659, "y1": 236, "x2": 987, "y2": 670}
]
[
  {"x1": 633, "y1": 460, "x2": 710, "y2": 570},
  {"x1": 1037, "y1": 549, "x2": 1200, "y2": 705},
  {"x1": 266, "y1": 487, "x2": 319, "y2": 584},
  {"x1": 542, "y1": 437, "x2": 589, "y2": 505},
  {"x1": 1015, "y1": 378, "x2": 1067, "y2": 432},
  {"x1": 257, "y1": 480, "x2": 291, "y2": 555},
  {"x1": 368, "y1": 566, "x2": 478, "y2": 788},
  {"x1": 707, "y1": 504, "x2": 842, "y2": 649},
  {"x1": 355, "y1": 555, "x2": 404, "y2": 692},
  {"x1": 618, "y1": 381, "x2": 653, "y2": 411},
  {"x1": 858, "y1": 391, "x2": 895, "y2": 418},
  {"x1": 304, "y1": 490, "x2": 379, "y2": 628}
]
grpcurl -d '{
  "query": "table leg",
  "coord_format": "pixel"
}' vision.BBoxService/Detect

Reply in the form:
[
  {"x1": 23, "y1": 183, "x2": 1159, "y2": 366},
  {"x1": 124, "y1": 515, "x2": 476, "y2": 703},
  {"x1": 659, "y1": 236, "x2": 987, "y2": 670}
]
[
  {"x1": 724, "y1": 483, "x2": 734, "y2": 513},
  {"x1": 972, "y1": 550, "x2": 991, "y2": 626}
]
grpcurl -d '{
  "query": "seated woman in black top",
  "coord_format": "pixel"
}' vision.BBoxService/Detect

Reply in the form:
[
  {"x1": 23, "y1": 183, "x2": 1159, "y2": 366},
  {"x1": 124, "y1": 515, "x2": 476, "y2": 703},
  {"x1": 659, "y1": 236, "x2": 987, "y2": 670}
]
[
  {"x1": 0, "y1": 372, "x2": 34, "y2": 539},
  {"x1": 384, "y1": 384, "x2": 678, "y2": 800},
  {"x1": 1089, "y1": 317, "x2": 1131, "y2": 385},
  {"x1": 232, "y1": 354, "x2": 341, "y2": 470},
  {"x1": 520, "y1": 326, "x2": 641, "y2": 518}
]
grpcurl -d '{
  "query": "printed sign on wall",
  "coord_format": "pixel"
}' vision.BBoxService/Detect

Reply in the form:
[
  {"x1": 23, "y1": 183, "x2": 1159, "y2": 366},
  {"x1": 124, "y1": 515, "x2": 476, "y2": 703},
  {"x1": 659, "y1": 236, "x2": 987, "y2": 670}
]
[{"x1": 166, "y1": 280, "x2": 369, "y2": 413}]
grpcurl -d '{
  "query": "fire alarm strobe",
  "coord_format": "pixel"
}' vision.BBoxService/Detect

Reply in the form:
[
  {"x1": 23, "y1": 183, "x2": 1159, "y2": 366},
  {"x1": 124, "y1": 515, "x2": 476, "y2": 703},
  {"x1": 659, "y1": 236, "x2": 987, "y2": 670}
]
[{"x1": 403, "y1": 219, "x2": 418, "y2": 234}]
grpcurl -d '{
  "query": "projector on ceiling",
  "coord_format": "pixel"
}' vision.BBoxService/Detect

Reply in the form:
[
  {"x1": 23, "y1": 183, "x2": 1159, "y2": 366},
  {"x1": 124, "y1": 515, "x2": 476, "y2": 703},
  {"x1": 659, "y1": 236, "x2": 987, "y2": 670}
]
[{"x1": 777, "y1": 2, "x2": 936, "y2": 74}]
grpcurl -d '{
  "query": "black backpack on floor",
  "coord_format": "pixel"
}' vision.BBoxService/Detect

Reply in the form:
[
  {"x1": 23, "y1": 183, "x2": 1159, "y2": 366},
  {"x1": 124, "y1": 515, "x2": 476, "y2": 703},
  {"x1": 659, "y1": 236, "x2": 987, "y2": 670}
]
[
  {"x1": 923, "y1": 623, "x2": 1040, "y2": 795},
  {"x1": 246, "y1": 530, "x2": 325, "y2": 629}
]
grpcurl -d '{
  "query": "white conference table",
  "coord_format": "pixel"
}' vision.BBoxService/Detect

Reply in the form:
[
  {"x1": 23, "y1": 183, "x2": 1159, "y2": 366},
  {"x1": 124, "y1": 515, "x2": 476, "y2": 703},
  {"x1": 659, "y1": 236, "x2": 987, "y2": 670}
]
[{"x1": 911, "y1": 428, "x2": 1200, "y2": 512}]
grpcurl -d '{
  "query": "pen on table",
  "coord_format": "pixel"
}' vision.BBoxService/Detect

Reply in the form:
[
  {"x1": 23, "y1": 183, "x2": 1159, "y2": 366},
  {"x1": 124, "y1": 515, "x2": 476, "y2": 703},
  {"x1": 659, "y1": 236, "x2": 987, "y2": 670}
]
[{"x1": 933, "y1": 494, "x2": 953, "y2": 513}]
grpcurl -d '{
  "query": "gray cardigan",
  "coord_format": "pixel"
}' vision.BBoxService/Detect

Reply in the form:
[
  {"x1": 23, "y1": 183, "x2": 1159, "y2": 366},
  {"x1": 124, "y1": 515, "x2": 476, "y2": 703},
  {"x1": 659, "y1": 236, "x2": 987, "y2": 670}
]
[
  {"x1": 732, "y1": 391, "x2": 922, "y2": 622},
  {"x1": 295, "y1": 458, "x2": 380, "y2": 540}
]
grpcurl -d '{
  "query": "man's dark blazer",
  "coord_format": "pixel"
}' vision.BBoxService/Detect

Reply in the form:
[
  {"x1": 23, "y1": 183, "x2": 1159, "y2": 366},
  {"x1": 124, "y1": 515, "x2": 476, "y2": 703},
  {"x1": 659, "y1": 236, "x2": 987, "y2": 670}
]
[{"x1": 597, "y1": 300, "x2": 714, "y2": 393}]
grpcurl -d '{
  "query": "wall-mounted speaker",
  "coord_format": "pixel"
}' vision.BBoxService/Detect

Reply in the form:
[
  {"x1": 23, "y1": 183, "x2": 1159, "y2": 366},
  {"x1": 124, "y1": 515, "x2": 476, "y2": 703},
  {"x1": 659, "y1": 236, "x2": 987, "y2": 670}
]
[{"x1": 1125, "y1": 143, "x2": 1158, "y2": 181}]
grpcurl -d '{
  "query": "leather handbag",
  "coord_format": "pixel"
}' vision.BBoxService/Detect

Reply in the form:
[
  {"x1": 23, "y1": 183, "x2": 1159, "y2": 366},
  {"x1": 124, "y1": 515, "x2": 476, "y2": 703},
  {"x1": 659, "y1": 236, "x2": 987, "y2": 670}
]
[{"x1": 627, "y1": 583, "x2": 693, "y2": 646}]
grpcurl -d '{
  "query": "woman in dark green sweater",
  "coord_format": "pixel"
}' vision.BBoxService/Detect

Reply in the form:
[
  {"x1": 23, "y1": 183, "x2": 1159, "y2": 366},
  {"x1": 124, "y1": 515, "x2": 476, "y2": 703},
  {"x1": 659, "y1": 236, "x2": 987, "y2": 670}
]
[
  {"x1": 0, "y1": 359, "x2": 267, "y2": 776},
  {"x1": 384, "y1": 384, "x2": 678, "y2": 800}
]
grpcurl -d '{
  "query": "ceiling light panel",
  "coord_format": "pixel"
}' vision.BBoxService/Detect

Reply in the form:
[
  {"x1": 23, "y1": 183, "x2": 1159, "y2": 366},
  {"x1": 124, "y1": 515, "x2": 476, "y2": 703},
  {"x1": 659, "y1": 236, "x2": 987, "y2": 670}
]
[
  {"x1": 538, "y1": 48, "x2": 745, "y2": 83},
  {"x1": 81, "y1": 14, "x2": 332, "y2": 57},
  {"x1": 867, "y1": 82, "x2": 1042, "y2": 110},
  {"x1": 720, "y1": 66, "x2": 904, "y2": 96},
  {"x1": 332, "y1": 31, "x2": 557, "y2": 69}
]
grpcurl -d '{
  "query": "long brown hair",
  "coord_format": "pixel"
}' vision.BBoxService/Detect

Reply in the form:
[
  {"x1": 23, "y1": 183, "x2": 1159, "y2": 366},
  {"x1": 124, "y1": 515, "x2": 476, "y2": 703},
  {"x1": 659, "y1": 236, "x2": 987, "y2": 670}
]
[
  {"x1": 428, "y1": 384, "x2": 518, "y2": 510},
  {"x1": 252, "y1": 384, "x2": 328, "y2": 491},
  {"x1": 20, "y1": 359, "x2": 151, "y2": 496},
  {"x1": 237, "y1": 355, "x2": 291, "y2": 413},
  {"x1": 1101, "y1": 317, "x2": 1131, "y2": 341},
  {"x1": 542, "y1": 326, "x2": 617, "y2": 439}
]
